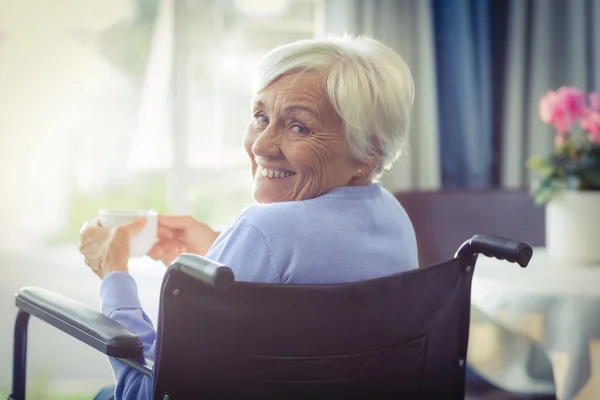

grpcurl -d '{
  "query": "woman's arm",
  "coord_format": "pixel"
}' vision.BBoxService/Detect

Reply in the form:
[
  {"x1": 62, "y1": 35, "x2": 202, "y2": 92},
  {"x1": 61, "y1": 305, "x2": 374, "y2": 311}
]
[
  {"x1": 99, "y1": 219, "x2": 277, "y2": 399},
  {"x1": 100, "y1": 272, "x2": 155, "y2": 399},
  {"x1": 148, "y1": 215, "x2": 220, "y2": 267},
  {"x1": 80, "y1": 211, "x2": 278, "y2": 398},
  {"x1": 79, "y1": 217, "x2": 155, "y2": 398}
]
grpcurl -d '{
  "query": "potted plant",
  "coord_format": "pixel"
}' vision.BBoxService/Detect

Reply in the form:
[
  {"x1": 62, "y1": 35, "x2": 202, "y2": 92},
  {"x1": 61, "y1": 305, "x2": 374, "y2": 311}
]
[{"x1": 529, "y1": 87, "x2": 600, "y2": 263}]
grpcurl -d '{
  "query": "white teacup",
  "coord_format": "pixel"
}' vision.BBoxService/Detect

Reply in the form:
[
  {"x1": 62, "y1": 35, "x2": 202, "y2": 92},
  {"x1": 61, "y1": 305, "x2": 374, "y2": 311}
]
[{"x1": 98, "y1": 209, "x2": 158, "y2": 258}]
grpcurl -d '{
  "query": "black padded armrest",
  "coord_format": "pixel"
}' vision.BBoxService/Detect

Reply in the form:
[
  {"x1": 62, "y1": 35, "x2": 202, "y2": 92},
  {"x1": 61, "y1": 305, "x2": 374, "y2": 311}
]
[{"x1": 16, "y1": 286, "x2": 144, "y2": 358}]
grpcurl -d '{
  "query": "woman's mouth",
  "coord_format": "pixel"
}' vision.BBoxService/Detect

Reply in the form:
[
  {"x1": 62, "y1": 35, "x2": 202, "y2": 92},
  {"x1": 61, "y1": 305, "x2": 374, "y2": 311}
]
[{"x1": 257, "y1": 166, "x2": 296, "y2": 179}]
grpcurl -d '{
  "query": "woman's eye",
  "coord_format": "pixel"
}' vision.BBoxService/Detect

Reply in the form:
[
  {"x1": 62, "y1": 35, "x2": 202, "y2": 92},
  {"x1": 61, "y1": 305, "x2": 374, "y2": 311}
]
[
  {"x1": 290, "y1": 124, "x2": 308, "y2": 135},
  {"x1": 254, "y1": 114, "x2": 268, "y2": 125}
]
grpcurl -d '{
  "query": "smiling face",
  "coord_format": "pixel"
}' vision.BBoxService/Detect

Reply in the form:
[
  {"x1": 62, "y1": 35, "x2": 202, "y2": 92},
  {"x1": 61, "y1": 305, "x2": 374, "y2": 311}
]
[{"x1": 243, "y1": 71, "x2": 368, "y2": 203}]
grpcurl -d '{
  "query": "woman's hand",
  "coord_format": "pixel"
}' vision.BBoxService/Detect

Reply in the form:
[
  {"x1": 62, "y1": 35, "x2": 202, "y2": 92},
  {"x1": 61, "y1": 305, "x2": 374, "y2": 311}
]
[
  {"x1": 78, "y1": 217, "x2": 147, "y2": 279},
  {"x1": 147, "y1": 215, "x2": 220, "y2": 267}
]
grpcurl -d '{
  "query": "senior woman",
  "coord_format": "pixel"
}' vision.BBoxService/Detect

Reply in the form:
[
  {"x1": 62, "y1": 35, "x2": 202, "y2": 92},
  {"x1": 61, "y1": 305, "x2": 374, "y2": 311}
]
[{"x1": 80, "y1": 35, "x2": 417, "y2": 399}]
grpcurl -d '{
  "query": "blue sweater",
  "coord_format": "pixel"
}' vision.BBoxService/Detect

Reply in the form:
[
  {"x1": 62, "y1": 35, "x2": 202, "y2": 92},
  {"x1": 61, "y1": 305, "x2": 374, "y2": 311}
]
[{"x1": 99, "y1": 183, "x2": 418, "y2": 399}]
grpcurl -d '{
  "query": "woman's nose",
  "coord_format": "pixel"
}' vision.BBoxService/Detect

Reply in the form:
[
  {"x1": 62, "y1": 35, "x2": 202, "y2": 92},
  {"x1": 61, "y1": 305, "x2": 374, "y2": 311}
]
[{"x1": 252, "y1": 126, "x2": 281, "y2": 158}]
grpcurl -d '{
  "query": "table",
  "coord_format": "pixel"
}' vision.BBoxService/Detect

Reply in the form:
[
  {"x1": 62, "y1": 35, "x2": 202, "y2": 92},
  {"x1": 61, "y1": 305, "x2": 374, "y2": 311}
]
[{"x1": 467, "y1": 248, "x2": 600, "y2": 400}]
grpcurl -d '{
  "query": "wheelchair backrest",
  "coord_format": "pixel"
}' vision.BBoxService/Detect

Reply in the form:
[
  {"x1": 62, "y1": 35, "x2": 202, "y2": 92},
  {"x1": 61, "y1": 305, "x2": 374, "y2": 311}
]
[{"x1": 152, "y1": 257, "x2": 473, "y2": 399}]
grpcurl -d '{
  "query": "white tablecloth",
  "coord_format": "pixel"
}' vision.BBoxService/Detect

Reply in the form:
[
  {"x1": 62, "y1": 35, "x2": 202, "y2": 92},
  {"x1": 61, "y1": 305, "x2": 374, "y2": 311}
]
[{"x1": 468, "y1": 249, "x2": 600, "y2": 400}]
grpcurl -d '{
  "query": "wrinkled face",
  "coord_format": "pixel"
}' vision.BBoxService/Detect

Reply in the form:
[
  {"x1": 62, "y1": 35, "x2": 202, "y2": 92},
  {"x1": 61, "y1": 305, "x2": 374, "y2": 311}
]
[{"x1": 244, "y1": 72, "x2": 366, "y2": 203}]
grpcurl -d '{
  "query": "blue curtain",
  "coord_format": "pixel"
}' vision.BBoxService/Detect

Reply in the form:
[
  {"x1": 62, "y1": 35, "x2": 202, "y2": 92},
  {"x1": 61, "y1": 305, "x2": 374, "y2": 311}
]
[{"x1": 433, "y1": 0, "x2": 493, "y2": 188}]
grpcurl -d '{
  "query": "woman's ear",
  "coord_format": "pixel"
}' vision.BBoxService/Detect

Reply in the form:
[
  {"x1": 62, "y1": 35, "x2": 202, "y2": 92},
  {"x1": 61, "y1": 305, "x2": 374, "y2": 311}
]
[{"x1": 354, "y1": 162, "x2": 375, "y2": 181}]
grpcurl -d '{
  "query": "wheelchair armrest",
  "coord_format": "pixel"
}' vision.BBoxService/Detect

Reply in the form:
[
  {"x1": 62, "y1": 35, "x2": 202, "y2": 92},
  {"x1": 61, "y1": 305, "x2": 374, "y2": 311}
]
[{"x1": 15, "y1": 286, "x2": 144, "y2": 358}]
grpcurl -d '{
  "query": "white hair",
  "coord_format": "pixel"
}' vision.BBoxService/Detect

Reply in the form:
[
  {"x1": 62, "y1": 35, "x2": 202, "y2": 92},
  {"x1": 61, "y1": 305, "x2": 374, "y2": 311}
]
[{"x1": 253, "y1": 35, "x2": 415, "y2": 178}]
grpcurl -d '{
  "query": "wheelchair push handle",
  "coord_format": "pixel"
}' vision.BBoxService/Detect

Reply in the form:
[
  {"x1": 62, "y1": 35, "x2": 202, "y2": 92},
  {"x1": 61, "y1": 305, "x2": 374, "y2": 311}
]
[
  {"x1": 171, "y1": 253, "x2": 235, "y2": 293},
  {"x1": 455, "y1": 235, "x2": 533, "y2": 268}
]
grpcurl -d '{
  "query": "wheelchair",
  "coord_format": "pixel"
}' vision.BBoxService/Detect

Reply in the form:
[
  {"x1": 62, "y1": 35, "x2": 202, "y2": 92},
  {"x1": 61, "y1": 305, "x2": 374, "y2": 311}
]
[{"x1": 9, "y1": 235, "x2": 532, "y2": 399}]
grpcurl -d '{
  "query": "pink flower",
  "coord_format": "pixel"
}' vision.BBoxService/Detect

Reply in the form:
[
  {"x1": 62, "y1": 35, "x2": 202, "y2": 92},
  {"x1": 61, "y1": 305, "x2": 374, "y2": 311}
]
[
  {"x1": 540, "y1": 91, "x2": 558, "y2": 123},
  {"x1": 589, "y1": 92, "x2": 600, "y2": 112},
  {"x1": 581, "y1": 110, "x2": 600, "y2": 144},
  {"x1": 539, "y1": 90, "x2": 574, "y2": 133},
  {"x1": 557, "y1": 86, "x2": 587, "y2": 118}
]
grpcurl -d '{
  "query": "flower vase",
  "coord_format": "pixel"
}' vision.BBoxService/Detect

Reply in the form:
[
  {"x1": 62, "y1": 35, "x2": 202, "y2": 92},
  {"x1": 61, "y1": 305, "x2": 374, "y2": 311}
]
[{"x1": 545, "y1": 191, "x2": 600, "y2": 265}]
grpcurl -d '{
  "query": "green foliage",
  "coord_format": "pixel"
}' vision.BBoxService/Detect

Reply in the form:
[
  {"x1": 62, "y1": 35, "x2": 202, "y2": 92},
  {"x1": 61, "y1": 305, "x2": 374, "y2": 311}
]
[
  {"x1": 47, "y1": 172, "x2": 169, "y2": 244},
  {"x1": 46, "y1": 170, "x2": 254, "y2": 245},
  {"x1": 529, "y1": 136, "x2": 600, "y2": 205},
  {"x1": 188, "y1": 188, "x2": 254, "y2": 227},
  {"x1": 43, "y1": 395, "x2": 94, "y2": 400},
  {"x1": 0, "y1": 375, "x2": 97, "y2": 399},
  {"x1": 0, "y1": 388, "x2": 93, "y2": 400}
]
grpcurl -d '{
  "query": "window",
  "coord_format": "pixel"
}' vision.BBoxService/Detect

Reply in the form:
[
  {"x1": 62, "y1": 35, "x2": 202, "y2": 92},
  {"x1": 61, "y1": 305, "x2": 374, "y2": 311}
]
[
  {"x1": 0, "y1": 0, "x2": 323, "y2": 245},
  {"x1": 0, "y1": 0, "x2": 322, "y2": 395},
  {"x1": 0, "y1": 0, "x2": 168, "y2": 247},
  {"x1": 176, "y1": 0, "x2": 323, "y2": 228}
]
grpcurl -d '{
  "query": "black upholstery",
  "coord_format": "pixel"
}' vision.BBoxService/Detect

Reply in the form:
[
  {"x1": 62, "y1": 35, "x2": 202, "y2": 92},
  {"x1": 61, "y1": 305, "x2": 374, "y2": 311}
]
[
  {"x1": 16, "y1": 287, "x2": 143, "y2": 358},
  {"x1": 153, "y1": 259, "x2": 471, "y2": 399},
  {"x1": 10, "y1": 235, "x2": 532, "y2": 400}
]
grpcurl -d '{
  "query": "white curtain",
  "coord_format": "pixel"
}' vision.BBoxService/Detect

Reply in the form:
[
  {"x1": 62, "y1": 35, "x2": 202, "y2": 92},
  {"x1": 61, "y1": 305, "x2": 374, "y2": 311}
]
[
  {"x1": 501, "y1": 0, "x2": 600, "y2": 188},
  {"x1": 127, "y1": 0, "x2": 175, "y2": 171},
  {"x1": 324, "y1": 0, "x2": 440, "y2": 191}
]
